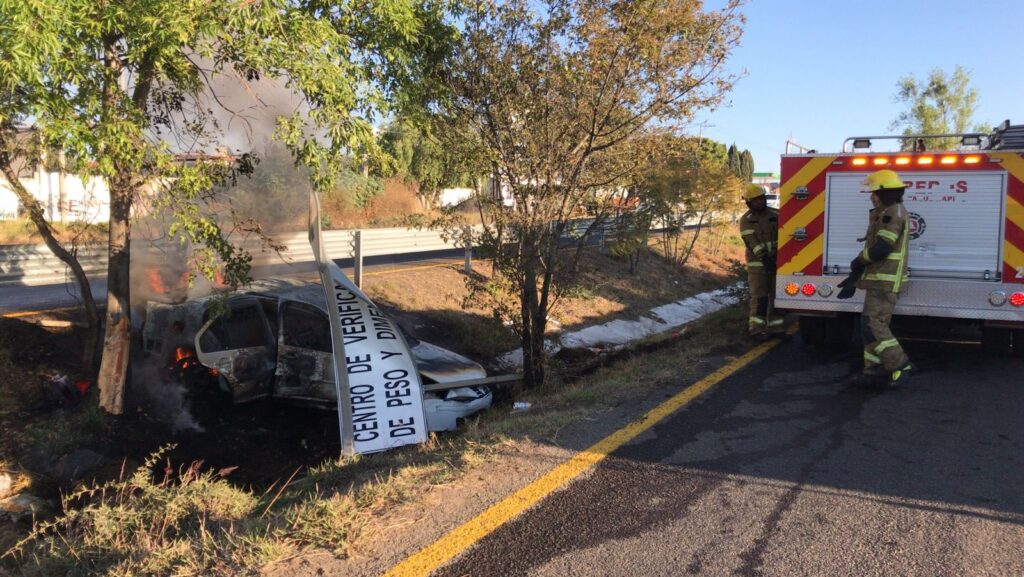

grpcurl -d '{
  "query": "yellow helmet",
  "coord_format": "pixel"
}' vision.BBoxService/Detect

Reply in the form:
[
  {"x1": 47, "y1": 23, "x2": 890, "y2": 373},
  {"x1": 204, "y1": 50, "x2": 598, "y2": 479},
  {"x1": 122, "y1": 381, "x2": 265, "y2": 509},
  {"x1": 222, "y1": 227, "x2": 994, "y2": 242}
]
[
  {"x1": 862, "y1": 169, "x2": 906, "y2": 192},
  {"x1": 744, "y1": 184, "x2": 766, "y2": 200}
]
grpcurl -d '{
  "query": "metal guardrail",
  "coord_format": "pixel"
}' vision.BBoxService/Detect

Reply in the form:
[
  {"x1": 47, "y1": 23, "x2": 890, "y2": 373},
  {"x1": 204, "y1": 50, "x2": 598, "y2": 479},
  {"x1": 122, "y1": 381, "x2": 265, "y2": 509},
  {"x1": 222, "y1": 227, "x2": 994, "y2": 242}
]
[
  {"x1": 0, "y1": 214, "x2": 709, "y2": 288},
  {"x1": 0, "y1": 227, "x2": 470, "y2": 288}
]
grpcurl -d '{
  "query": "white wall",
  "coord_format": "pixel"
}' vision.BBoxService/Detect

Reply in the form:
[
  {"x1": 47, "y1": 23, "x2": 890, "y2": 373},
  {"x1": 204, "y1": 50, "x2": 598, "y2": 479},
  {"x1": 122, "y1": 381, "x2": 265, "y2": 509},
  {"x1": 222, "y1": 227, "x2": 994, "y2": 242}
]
[{"x1": 0, "y1": 170, "x2": 110, "y2": 223}]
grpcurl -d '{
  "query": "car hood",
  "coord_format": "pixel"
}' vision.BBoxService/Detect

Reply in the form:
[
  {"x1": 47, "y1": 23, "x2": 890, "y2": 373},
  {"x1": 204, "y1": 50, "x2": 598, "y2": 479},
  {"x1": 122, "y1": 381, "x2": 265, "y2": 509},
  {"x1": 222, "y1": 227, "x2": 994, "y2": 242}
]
[{"x1": 409, "y1": 340, "x2": 487, "y2": 383}]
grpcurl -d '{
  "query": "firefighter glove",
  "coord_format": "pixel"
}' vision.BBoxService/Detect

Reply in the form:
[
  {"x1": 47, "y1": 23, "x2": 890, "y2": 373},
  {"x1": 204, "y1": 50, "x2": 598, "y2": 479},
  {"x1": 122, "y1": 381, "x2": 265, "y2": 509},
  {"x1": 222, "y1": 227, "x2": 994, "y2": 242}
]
[
  {"x1": 760, "y1": 254, "x2": 776, "y2": 272},
  {"x1": 836, "y1": 273, "x2": 858, "y2": 299},
  {"x1": 849, "y1": 256, "x2": 865, "y2": 274}
]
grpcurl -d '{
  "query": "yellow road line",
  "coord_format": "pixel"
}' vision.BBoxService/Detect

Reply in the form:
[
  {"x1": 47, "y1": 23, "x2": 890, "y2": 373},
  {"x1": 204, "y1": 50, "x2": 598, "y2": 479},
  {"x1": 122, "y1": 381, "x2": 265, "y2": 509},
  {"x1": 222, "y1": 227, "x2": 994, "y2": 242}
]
[
  {"x1": 383, "y1": 338, "x2": 782, "y2": 577},
  {"x1": 362, "y1": 262, "x2": 460, "y2": 278},
  {"x1": 1, "y1": 306, "x2": 79, "y2": 319}
]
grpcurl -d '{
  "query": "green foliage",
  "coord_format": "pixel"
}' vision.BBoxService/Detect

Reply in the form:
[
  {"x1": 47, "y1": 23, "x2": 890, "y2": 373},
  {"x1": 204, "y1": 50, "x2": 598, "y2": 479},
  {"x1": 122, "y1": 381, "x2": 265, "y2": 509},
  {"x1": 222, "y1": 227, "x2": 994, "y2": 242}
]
[
  {"x1": 890, "y1": 65, "x2": 991, "y2": 150},
  {"x1": 727, "y1": 143, "x2": 755, "y2": 183},
  {"x1": 0, "y1": 0, "x2": 457, "y2": 287},
  {"x1": 436, "y1": 0, "x2": 744, "y2": 387},
  {"x1": 379, "y1": 119, "x2": 482, "y2": 207}
]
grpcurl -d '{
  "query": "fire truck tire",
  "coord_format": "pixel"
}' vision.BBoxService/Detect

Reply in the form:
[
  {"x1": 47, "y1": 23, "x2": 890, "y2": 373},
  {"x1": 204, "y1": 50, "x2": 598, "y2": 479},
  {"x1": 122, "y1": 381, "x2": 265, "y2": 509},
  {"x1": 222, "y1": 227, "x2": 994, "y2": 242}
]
[
  {"x1": 824, "y1": 313, "x2": 856, "y2": 345},
  {"x1": 1012, "y1": 330, "x2": 1024, "y2": 358},
  {"x1": 981, "y1": 326, "x2": 1013, "y2": 356},
  {"x1": 798, "y1": 316, "x2": 826, "y2": 345}
]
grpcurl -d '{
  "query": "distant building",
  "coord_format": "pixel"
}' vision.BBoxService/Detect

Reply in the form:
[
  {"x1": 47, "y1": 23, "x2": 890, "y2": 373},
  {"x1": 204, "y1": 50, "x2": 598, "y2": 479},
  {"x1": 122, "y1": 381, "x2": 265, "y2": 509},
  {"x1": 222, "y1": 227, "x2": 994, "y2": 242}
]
[
  {"x1": 0, "y1": 158, "x2": 110, "y2": 223},
  {"x1": 751, "y1": 171, "x2": 780, "y2": 209}
]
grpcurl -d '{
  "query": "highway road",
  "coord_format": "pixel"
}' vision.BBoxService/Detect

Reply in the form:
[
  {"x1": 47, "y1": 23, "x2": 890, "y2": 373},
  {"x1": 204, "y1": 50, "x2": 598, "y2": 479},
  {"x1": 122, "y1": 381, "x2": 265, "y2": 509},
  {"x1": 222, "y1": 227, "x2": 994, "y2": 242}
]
[
  {"x1": 0, "y1": 252, "x2": 466, "y2": 316},
  {"x1": 392, "y1": 337, "x2": 1024, "y2": 577}
]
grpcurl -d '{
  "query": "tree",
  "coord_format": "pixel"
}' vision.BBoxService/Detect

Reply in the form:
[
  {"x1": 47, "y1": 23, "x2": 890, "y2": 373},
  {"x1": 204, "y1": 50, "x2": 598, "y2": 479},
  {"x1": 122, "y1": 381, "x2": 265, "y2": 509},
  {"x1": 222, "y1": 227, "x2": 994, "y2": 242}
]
[
  {"x1": 436, "y1": 0, "x2": 743, "y2": 388},
  {"x1": 379, "y1": 119, "x2": 481, "y2": 209},
  {"x1": 639, "y1": 136, "x2": 741, "y2": 267},
  {"x1": 726, "y1": 143, "x2": 754, "y2": 182},
  {"x1": 890, "y1": 65, "x2": 990, "y2": 150},
  {"x1": 0, "y1": 0, "x2": 454, "y2": 413}
]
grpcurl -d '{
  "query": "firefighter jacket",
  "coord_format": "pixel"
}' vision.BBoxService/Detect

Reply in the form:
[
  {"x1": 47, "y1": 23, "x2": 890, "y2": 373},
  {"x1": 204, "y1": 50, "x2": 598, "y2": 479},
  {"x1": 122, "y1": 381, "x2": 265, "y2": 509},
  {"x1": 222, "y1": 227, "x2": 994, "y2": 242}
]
[
  {"x1": 855, "y1": 202, "x2": 910, "y2": 293},
  {"x1": 740, "y1": 207, "x2": 779, "y2": 267}
]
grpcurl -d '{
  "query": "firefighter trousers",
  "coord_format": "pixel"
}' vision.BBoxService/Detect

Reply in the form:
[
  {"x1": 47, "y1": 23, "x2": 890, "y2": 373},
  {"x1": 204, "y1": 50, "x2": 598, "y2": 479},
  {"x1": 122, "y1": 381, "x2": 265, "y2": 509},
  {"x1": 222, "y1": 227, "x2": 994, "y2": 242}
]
[
  {"x1": 747, "y1": 266, "x2": 783, "y2": 335},
  {"x1": 860, "y1": 288, "x2": 910, "y2": 373}
]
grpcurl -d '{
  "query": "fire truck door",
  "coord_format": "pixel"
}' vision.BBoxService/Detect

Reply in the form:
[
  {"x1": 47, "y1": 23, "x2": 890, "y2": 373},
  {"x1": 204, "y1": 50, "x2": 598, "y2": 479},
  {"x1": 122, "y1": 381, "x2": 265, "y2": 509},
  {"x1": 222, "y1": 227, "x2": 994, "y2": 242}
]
[{"x1": 825, "y1": 172, "x2": 1005, "y2": 279}]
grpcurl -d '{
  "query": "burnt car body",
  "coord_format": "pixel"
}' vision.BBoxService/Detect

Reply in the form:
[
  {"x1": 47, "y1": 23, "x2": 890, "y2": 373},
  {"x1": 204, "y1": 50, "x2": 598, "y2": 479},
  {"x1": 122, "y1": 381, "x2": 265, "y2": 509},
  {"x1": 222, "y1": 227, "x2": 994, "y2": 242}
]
[{"x1": 142, "y1": 279, "x2": 491, "y2": 432}]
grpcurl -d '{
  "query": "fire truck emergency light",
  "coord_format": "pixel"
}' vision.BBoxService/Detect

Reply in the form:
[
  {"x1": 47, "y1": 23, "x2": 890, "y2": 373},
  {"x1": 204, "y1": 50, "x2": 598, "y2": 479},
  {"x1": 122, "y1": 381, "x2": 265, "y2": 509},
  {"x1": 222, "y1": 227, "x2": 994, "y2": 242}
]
[
  {"x1": 895, "y1": 157, "x2": 911, "y2": 165},
  {"x1": 801, "y1": 283, "x2": 817, "y2": 297},
  {"x1": 964, "y1": 155, "x2": 981, "y2": 164},
  {"x1": 873, "y1": 157, "x2": 888, "y2": 165},
  {"x1": 851, "y1": 158, "x2": 867, "y2": 166},
  {"x1": 785, "y1": 282, "x2": 800, "y2": 296},
  {"x1": 918, "y1": 156, "x2": 934, "y2": 165},
  {"x1": 941, "y1": 156, "x2": 957, "y2": 165}
]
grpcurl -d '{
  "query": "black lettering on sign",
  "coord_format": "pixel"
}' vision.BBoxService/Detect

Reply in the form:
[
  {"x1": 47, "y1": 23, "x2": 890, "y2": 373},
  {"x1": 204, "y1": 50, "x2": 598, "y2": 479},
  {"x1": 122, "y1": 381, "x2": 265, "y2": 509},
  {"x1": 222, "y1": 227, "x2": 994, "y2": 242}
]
[
  {"x1": 351, "y1": 391, "x2": 379, "y2": 441},
  {"x1": 389, "y1": 416, "x2": 417, "y2": 438},
  {"x1": 386, "y1": 386, "x2": 412, "y2": 407},
  {"x1": 384, "y1": 369, "x2": 410, "y2": 390},
  {"x1": 367, "y1": 306, "x2": 396, "y2": 340},
  {"x1": 380, "y1": 350, "x2": 402, "y2": 360},
  {"x1": 346, "y1": 353, "x2": 372, "y2": 374}
]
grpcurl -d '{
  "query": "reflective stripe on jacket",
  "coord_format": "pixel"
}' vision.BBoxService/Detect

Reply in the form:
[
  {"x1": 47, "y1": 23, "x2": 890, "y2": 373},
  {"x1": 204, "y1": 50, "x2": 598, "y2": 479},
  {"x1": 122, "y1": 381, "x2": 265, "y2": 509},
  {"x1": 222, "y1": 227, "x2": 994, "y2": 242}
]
[
  {"x1": 856, "y1": 202, "x2": 910, "y2": 293},
  {"x1": 739, "y1": 208, "x2": 779, "y2": 265}
]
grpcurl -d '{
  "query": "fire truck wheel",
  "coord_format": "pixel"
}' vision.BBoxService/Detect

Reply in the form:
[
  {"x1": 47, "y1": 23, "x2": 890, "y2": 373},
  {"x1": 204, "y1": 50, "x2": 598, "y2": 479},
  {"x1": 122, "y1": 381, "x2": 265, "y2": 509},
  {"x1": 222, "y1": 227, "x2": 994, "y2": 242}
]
[
  {"x1": 1012, "y1": 330, "x2": 1024, "y2": 358},
  {"x1": 824, "y1": 313, "x2": 856, "y2": 346},
  {"x1": 798, "y1": 316, "x2": 826, "y2": 345},
  {"x1": 981, "y1": 326, "x2": 1013, "y2": 356}
]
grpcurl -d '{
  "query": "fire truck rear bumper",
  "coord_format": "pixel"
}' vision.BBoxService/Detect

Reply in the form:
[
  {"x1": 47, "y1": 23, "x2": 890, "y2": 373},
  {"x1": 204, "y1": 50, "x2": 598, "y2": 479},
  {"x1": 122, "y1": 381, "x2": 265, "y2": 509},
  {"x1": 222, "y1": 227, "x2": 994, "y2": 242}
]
[{"x1": 774, "y1": 275, "x2": 1024, "y2": 326}]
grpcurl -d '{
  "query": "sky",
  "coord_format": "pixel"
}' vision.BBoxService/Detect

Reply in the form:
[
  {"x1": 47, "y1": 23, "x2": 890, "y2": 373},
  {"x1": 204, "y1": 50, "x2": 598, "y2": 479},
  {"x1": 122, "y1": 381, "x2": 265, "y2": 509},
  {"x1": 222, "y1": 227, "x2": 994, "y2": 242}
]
[{"x1": 699, "y1": 0, "x2": 1024, "y2": 173}]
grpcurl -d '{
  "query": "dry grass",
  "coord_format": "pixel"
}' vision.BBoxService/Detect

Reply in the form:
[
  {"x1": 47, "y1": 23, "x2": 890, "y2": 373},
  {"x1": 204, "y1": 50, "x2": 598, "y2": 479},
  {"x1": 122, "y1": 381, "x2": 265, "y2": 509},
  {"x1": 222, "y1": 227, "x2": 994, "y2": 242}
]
[
  {"x1": 0, "y1": 220, "x2": 108, "y2": 246},
  {"x1": 2, "y1": 225, "x2": 748, "y2": 576},
  {"x1": 362, "y1": 224, "x2": 744, "y2": 361}
]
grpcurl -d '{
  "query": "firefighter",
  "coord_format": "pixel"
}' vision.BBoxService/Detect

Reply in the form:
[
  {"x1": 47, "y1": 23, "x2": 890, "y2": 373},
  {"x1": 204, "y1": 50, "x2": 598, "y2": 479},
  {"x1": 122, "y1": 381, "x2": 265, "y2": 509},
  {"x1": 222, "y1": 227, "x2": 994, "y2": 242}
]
[
  {"x1": 840, "y1": 169, "x2": 915, "y2": 387},
  {"x1": 739, "y1": 183, "x2": 783, "y2": 337}
]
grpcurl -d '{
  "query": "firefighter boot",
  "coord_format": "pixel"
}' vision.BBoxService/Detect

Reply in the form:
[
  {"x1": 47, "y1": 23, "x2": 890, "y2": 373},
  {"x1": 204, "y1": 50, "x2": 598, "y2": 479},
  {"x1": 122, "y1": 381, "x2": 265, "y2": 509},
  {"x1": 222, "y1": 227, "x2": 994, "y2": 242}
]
[{"x1": 888, "y1": 363, "x2": 916, "y2": 388}]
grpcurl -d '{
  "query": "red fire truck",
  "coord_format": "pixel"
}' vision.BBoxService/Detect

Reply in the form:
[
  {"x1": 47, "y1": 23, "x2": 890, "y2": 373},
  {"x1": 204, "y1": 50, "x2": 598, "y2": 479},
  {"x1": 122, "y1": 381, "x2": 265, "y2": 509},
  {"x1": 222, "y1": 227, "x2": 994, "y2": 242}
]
[{"x1": 775, "y1": 121, "x2": 1024, "y2": 354}]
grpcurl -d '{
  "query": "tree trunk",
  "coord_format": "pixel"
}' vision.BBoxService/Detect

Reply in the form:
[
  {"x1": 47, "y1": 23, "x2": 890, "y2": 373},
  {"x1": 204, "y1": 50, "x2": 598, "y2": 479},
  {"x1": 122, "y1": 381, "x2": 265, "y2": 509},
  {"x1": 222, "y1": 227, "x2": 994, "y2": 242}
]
[
  {"x1": 96, "y1": 183, "x2": 132, "y2": 414},
  {"x1": 520, "y1": 249, "x2": 545, "y2": 388},
  {"x1": 0, "y1": 144, "x2": 101, "y2": 370}
]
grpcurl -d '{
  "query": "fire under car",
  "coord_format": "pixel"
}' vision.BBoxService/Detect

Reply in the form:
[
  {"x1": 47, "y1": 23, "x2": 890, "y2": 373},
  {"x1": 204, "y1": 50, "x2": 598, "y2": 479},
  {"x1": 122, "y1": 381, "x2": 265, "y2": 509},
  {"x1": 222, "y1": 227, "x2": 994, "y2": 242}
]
[{"x1": 141, "y1": 279, "x2": 493, "y2": 432}]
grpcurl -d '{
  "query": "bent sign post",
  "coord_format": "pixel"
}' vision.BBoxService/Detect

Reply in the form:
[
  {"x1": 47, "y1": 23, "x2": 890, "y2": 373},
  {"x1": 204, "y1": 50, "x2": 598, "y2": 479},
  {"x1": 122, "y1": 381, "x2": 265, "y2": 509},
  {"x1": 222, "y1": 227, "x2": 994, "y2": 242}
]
[{"x1": 309, "y1": 192, "x2": 429, "y2": 454}]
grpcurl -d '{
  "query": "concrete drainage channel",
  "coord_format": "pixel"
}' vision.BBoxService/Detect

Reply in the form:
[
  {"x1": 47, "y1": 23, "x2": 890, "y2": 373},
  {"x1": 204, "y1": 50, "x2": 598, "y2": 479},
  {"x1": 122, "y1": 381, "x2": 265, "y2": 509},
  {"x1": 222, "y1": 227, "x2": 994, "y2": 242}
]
[{"x1": 498, "y1": 287, "x2": 740, "y2": 370}]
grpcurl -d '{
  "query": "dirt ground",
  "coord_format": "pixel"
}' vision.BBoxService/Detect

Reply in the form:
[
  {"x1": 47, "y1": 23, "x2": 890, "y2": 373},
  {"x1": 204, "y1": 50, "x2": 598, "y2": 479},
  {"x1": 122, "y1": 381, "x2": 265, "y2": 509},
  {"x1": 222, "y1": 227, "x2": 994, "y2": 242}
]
[{"x1": 0, "y1": 230, "x2": 744, "y2": 565}]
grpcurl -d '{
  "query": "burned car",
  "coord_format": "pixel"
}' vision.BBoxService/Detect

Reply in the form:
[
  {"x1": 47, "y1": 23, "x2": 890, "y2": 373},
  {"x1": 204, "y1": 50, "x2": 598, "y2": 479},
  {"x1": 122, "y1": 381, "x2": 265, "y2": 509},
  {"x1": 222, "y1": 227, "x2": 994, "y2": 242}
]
[{"x1": 142, "y1": 279, "x2": 492, "y2": 432}]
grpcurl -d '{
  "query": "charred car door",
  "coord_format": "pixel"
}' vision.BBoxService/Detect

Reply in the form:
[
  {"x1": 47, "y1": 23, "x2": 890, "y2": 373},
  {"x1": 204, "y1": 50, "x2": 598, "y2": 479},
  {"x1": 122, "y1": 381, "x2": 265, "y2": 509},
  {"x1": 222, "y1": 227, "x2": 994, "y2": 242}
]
[
  {"x1": 273, "y1": 300, "x2": 336, "y2": 407},
  {"x1": 194, "y1": 296, "x2": 277, "y2": 402}
]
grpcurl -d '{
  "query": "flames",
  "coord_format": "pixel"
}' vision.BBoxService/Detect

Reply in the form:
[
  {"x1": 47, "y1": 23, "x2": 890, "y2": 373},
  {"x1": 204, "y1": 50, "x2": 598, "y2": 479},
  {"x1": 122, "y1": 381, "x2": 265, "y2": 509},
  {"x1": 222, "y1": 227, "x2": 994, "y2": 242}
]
[{"x1": 172, "y1": 347, "x2": 218, "y2": 378}]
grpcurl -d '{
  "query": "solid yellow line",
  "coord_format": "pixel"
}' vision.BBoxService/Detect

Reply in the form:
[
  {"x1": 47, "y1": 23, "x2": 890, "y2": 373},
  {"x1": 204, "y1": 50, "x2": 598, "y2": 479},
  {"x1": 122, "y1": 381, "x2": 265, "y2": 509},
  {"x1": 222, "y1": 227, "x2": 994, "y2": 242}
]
[
  {"x1": 383, "y1": 338, "x2": 782, "y2": 577},
  {"x1": 362, "y1": 262, "x2": 460, "y2": 278},
  {"x1": 1, "y1": 306, "x2": 79, "y2": 319}
]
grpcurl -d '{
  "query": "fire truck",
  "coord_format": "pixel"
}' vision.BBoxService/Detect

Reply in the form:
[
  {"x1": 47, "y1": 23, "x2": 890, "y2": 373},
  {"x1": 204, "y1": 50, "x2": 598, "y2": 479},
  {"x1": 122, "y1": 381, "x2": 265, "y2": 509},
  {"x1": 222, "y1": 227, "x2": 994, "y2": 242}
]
[{"x1": 775, "y1": 121, "x2": 1024, "y2": 354}]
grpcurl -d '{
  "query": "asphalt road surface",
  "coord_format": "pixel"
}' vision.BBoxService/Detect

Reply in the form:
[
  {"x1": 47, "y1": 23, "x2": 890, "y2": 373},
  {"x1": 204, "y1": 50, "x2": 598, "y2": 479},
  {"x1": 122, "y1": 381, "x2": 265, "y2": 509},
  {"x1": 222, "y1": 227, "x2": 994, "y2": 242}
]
[
  {"x1": 0, "y1": 253, "x2": 465, "y2": 315},
  {"x1": 432, "y1": 338, "x2": 1024, "y2": 577}
]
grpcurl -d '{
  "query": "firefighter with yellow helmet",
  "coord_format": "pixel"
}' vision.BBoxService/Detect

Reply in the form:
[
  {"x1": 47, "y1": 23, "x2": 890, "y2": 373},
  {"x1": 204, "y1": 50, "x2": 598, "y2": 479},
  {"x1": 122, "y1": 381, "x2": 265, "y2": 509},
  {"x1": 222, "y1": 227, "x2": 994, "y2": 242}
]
[
  {"x1": 739, "y1": 183, "x2": 784, "y2": 337},
  {"x1": 837, "y1": 169, "x2": 915, "y2": 387}
]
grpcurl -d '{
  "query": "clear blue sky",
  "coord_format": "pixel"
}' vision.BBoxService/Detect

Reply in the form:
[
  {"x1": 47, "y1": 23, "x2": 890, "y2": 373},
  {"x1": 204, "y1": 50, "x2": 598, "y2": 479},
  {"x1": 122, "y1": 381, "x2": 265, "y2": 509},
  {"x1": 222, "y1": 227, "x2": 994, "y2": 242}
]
[{"x1": 700, "y1": 0, "x2": 1024, "y2": 173}]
